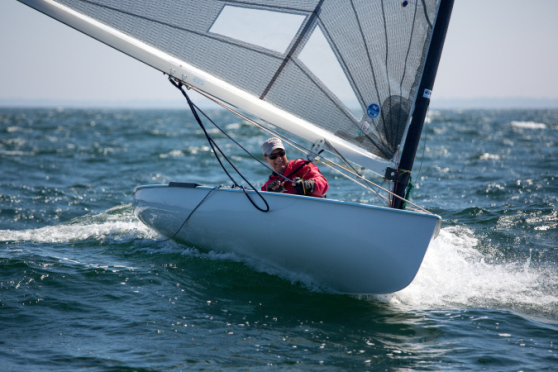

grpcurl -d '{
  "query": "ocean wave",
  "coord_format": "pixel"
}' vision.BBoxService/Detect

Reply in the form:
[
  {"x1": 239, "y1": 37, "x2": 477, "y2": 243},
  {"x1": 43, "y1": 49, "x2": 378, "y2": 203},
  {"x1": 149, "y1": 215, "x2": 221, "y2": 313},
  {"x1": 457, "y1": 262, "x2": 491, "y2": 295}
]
[
  {"x1": 3, "y1": 208, "x2": 557, "y2": 318},
  {"x1": 0, "y1": 205, "x2": 156, "y2": 244},
  {"x1": 511, "y1": 121, "x2": 547, "y2": 129},
  {"x1": 379, "y1": 226, "x2": 558, "y2": 319}
]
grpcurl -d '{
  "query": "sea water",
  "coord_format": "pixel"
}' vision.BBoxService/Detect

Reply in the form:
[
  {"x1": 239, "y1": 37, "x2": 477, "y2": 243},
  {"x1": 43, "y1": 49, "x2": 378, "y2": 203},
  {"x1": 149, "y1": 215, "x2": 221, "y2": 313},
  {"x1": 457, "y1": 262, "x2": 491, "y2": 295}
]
[{"x1": 1, "y1": 107, "x2": 557, "y2": 370}]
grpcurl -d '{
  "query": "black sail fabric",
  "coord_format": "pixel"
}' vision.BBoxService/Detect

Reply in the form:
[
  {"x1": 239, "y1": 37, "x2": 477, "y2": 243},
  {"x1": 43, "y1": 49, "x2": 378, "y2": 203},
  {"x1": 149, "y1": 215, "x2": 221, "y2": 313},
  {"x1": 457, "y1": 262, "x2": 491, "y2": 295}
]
[{"x1": 51, "y1": 0, "x2": 438, "y2": 161}]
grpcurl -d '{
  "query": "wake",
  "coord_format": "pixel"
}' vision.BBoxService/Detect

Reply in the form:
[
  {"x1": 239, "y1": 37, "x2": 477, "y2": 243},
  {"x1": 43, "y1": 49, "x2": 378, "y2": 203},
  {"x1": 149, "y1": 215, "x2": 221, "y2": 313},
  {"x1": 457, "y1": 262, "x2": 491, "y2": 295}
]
[
  {"x1": 4, "y1": 209, "x2": 556, "y2": 319},
  {"x1": 380, "y1": 226, "x2": 558, "y2": 319}
]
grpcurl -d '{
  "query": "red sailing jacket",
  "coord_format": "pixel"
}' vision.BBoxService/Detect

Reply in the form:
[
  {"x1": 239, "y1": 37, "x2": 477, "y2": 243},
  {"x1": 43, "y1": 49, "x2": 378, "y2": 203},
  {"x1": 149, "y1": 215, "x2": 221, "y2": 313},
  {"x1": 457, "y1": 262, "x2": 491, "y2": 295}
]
[{"x1": 261, "y1": 159, "x2": 329, "y2": 197}]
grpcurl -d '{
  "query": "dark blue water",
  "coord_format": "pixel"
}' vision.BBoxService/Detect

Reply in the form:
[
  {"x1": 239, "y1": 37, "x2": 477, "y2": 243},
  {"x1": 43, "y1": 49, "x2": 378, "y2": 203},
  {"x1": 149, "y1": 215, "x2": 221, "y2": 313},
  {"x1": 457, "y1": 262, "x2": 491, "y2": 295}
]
[{"x1": 1, "y1": 107, "x2": 557, "y2": 370}]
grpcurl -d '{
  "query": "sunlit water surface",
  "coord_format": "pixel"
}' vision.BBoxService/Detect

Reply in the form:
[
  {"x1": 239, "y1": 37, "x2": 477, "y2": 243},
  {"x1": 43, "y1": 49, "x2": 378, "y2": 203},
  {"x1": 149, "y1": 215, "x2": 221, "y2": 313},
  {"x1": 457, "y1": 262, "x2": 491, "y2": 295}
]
[{"x1": 1, "y1": 107, "x2": 557, "y2": 370}]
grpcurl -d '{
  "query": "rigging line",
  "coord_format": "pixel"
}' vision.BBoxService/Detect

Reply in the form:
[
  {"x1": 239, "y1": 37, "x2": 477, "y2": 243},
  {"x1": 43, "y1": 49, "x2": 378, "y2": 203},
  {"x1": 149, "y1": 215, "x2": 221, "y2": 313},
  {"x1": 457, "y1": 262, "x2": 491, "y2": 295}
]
[
  {"x1": 169, "y1": 78, "x2": 270, "y2": 212},
  {"x1": 189, "y1": 98, "x2": 295, "y2": 184},
  {"x1": 349, "y1": 0, "x2": 381, "y2": 108},
  {"x1": 191, "y1": 102, "x2": 281, "y2": 178},
  {"x1": 186, "y1": 85, "x2": 320, "y2": 165},
  {"x1": 380, "y1": 0, "x2": 393, "y2": 117},
  {"x1": 191, "y1": 85, "x2": 388, "y2": 184},
  {"x1": 188, "y1": 82, "x2": 380, "y2": 180},
  {"x1": 420, "y1": 0, "x2": 433, "y2": 28},
  {"x1": 349, "y1": 0, "x2": 393, "y2": 159},
  {"x1": 181, "y1": 94, "x2": 239, "y2": 186},
  {"x1": 288, "y1": 59, "x2": 359, "y2": 124},
  {"x1": 317, "y1": 157, "x2": 430, "y2": 213},
  {"x1": 184, "y1": 83, "x2": 428, "y2": 212},
  {"x1": 314, "y1": 21, "x2": 394, "y2": 155},
  {"x1": 260, "y1": 0, "x2": 325, "y2": 100},
  {"x1": 314, "y1": 13, "x2": 364, "y2": 108},
  {"x1": 323, "y1": 139, "x2": 362, "y2": 177},
  {"x1": 317, "y1": 160, "x2": 389, "y2": 207},
  {"x1": 316, "y1": 149, "x2": 430, "y2": 212},
  {"x1": 155, "y1": 186, "x2": 219, "y2": 243},
  {"x1": 414, "y1": 109, "x2": 430, "y2": 181}
]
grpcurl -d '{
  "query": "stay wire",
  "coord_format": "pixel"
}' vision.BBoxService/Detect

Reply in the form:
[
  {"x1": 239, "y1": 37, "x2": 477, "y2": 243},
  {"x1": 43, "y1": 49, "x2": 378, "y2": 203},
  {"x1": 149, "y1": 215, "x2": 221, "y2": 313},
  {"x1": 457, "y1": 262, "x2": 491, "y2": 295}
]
[
  {"x1": 414, "y1": 109, "x2": 430, "y2": 182},
  {"x1": 154, "y1": 186, "x2": 219, "y2": 243},
  {"x1": 183, "y1": 82, "x2": 431, "y2": 214},
  {"x1": 191, "y1": 97, "x2": 295, "y2": 184},
  {"x1": 170, "y1": 79, "x2": 236, "y2": 185},
  {"x1": 169, "y1": 78, "x2": 270, "y2": 213},
  {"x1": 191, "y1": 96, "x2": 315, "y2": 191}
]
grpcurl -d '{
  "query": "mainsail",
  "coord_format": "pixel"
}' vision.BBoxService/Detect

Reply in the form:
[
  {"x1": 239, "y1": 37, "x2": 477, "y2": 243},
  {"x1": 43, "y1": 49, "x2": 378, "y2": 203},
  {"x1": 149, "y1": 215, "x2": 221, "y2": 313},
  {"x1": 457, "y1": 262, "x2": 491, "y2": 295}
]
[{"x1": 19, "y1": 0, "x2": 443, "y2": 177}]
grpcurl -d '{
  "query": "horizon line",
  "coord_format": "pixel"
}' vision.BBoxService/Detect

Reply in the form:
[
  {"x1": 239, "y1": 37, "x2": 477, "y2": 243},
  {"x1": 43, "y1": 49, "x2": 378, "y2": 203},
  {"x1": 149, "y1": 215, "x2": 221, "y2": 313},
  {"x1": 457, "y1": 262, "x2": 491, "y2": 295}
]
[{"x1": 1, "y1": 97, "x2": 558, "y2": 110}]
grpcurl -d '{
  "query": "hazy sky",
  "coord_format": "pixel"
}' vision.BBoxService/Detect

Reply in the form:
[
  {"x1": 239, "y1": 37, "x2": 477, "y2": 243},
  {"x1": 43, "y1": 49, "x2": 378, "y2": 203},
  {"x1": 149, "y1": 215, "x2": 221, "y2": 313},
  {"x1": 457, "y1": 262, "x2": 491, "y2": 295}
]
[{"x1": 1, "y1": 0, "x2": 557, "y2": 107}]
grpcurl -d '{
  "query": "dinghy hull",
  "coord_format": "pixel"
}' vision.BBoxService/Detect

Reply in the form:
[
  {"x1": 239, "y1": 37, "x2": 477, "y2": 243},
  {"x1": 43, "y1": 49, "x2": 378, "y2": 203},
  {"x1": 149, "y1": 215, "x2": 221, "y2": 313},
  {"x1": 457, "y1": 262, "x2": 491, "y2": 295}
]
[{"x1": 133, "y1": 183, "x2": 441, "y2": 294}]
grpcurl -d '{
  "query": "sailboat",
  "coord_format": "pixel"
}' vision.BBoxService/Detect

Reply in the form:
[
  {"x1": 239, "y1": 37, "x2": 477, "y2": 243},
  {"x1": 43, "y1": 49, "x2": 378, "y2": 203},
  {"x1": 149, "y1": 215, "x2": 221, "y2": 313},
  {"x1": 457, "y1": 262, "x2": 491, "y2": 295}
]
[{"x1": 19, "y1": 0, "x2": 454, "y2": 294}]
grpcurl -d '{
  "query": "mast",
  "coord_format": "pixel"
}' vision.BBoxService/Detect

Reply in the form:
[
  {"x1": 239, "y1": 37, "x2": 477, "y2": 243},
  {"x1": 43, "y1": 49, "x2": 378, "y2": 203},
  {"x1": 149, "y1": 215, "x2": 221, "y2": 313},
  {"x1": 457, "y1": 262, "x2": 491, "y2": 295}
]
[{"x1": 391, "y1": 0, "x2": 455, "y2": 210}]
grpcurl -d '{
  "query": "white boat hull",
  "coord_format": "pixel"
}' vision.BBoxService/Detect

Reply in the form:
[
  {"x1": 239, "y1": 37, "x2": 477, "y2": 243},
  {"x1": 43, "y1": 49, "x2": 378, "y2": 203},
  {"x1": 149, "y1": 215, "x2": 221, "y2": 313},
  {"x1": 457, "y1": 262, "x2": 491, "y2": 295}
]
[{"x1": 133, "y1": 183, "x2": 441, "y2": 294}]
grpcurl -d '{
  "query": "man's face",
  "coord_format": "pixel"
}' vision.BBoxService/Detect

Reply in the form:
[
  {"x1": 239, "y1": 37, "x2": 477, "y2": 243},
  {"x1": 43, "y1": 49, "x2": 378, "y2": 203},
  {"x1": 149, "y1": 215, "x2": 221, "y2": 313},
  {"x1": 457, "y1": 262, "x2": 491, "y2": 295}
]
[{"x1": 264, "y1": 149, "x2": 288, "y2": 174}]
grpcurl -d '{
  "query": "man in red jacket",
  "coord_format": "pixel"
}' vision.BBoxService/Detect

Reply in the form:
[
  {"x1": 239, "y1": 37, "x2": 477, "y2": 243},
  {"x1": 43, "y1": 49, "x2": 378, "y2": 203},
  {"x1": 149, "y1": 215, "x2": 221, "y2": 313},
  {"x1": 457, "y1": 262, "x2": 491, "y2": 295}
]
[{"x1": 261, "y1": 137, "x2": 328, "y2": 197}]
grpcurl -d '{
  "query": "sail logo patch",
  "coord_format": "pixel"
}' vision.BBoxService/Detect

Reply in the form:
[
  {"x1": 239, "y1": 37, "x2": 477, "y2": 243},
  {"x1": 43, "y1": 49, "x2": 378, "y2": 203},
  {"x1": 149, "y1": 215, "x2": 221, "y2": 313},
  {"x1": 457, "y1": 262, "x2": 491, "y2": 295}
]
[{"x1": 367, "y1": 104, "x2": 380, "y2": 119}]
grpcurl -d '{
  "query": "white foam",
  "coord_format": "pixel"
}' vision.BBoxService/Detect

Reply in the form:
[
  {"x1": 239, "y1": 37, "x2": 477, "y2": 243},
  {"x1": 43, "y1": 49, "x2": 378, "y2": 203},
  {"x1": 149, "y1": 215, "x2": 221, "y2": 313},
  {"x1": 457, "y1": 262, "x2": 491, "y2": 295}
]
[
  {"x1": 1, "y1": 220, "x2": 155, "y2": 243},
  {"x1": 0, "y1": 207, "x2": 157, "y2": 244},
  {"x1": 511, "y1": 121, "x2": 547, "y2": 129},
  {"x1": 377, "y1": 226, "x2": 558, "y2": 318},
  {"x1": 225, "y1": 122, "x2": 242, "y2": 130},
  {"x1": 479, "y1": 153, "x2": 501, "y2": 160},
  {"x1": 5, "y1": 210, "x2": 556, "y2": 316},
  {"x1": 173, "y1": 244, "x2": 326, "y2": 292}
]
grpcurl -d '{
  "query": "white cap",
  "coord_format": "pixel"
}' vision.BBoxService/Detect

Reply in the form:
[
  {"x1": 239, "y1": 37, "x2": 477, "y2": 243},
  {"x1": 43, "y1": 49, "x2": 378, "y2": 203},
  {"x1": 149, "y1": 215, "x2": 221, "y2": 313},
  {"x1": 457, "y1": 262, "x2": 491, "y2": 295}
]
[{"x1": 261, "y1": 137, "x2": 285, "y2": 156}]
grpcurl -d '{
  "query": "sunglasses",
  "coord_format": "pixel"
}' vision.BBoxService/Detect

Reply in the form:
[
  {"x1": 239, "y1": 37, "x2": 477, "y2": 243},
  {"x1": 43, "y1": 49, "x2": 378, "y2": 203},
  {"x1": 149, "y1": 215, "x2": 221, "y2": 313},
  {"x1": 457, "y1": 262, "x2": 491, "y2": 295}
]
[{"x1": 267, "y1": 149, "x2": 286, "y2": 160}]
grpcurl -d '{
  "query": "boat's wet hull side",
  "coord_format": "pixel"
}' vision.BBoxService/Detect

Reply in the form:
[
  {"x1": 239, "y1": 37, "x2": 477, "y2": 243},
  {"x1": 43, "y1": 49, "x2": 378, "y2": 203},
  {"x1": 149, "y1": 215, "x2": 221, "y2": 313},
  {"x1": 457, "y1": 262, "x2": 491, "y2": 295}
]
[{"x1": 133, "y1": 184, "x2": 441, "y2": 294}]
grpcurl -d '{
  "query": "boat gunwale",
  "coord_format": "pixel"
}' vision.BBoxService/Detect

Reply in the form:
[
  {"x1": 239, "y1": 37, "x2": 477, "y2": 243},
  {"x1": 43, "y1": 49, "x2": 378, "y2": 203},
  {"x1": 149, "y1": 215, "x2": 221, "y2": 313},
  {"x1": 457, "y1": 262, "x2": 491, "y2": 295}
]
[{"x1": 132, "y1": 183, "x2": 441, "y2": 221}]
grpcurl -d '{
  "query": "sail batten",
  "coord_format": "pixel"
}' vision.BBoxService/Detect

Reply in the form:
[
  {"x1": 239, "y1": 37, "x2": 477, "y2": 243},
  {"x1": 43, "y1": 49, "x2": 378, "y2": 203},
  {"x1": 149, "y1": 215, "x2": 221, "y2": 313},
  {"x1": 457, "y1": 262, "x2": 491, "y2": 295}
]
[
  {"x1": 260, "y1": 0, "x2": 323, "y2": 100},
  {"x1": 19, "y1": 0, "x2": 444, "y2": 176}
]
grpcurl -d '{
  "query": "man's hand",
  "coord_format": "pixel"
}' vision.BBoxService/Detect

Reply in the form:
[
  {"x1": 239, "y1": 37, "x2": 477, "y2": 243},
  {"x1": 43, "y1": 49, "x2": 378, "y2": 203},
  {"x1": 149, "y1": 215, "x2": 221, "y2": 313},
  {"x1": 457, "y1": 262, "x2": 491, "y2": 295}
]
[
  {"x1": 292, "y1": 177, "x2": 315, "y2": 195},
  {"x1": 266, "y1": 180, "x2": 284, "y2": 192}
]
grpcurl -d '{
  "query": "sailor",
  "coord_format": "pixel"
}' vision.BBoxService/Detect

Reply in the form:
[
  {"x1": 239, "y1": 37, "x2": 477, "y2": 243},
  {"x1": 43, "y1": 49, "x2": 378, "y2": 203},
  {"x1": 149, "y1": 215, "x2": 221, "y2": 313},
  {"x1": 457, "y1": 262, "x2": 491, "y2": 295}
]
[{"x1": 261, "y1": 137, "x2": 328, "y2": 197}]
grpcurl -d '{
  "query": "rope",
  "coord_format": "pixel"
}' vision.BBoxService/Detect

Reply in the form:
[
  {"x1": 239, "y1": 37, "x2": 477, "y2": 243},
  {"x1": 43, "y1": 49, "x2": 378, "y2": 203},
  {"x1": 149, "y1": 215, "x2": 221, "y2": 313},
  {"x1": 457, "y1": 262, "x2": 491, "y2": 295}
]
[
  {"x1": 177, "y1": 81, "x2": 433, "y2": 214},
  {"x1": 169, "y1": 78, "x2": 270, "y2": 213},
  {"x1": 403, "y1": 176, "x2": 415, "y2": 210},
  {"x1": 155, "y1": 186, "x2": 218, "y2": 243}
]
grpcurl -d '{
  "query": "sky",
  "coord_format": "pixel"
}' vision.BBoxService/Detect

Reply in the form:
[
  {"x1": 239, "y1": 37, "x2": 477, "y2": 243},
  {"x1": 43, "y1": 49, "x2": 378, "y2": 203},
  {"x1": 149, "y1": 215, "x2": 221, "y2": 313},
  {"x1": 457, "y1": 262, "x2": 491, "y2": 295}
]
[{"x1": 1, "y1": 0, "x2": 557, "y2": 108}]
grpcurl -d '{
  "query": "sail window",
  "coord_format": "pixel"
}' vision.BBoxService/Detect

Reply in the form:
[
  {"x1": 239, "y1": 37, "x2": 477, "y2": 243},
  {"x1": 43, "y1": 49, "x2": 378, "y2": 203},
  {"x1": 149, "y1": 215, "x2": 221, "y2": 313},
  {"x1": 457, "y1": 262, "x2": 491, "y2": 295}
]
[
  {"x1": 209, "y1": 6, "x2": 305, "y2": 54},
  {"x1": 298, "y1": 26, "x2": 363, "y2": 118}
]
